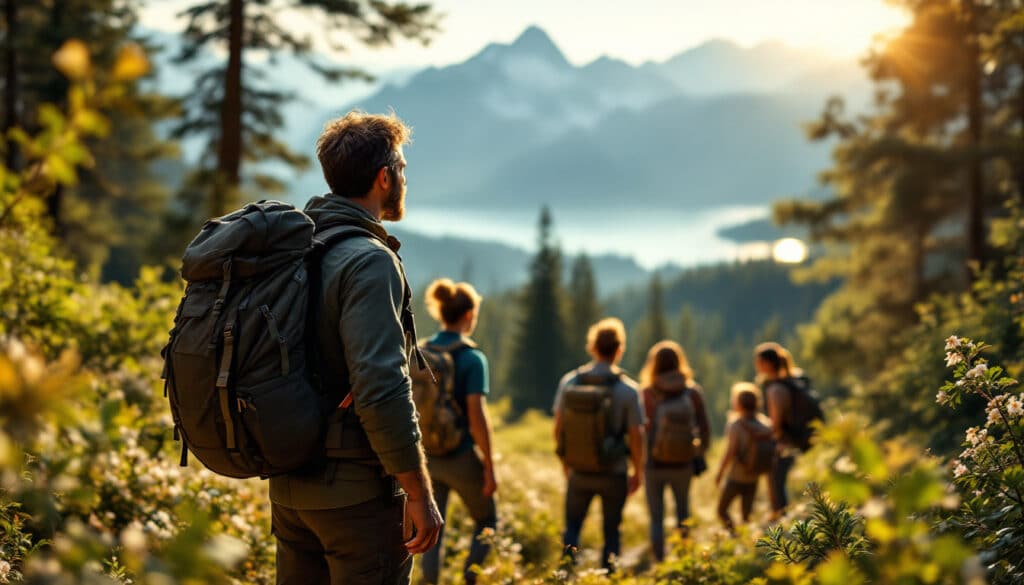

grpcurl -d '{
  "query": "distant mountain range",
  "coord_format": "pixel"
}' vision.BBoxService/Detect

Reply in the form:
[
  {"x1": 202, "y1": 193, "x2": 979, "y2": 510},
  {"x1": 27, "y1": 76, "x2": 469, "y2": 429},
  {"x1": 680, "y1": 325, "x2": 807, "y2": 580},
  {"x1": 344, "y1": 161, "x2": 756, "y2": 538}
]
[
  {"x1": 144, "y1": 25, "x2": 869, "y2": 292},
  {"x1": 290, "y1": 26, "x2": 869, "y2": 210}
]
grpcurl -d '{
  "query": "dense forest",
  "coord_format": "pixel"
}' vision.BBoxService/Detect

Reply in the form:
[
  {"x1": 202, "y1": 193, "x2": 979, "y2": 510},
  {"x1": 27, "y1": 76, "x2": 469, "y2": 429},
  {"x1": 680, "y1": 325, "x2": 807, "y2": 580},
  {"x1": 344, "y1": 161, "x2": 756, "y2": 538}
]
[{"x1": 1, "y1": 0, "x2": 1024, "y2": 584}]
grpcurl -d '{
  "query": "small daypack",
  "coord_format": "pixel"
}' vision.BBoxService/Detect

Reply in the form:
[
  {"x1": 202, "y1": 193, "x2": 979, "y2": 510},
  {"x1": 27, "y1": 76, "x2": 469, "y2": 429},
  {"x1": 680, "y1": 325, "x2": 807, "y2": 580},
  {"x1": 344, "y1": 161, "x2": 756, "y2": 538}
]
[
  {"x1": 411, "y1": 340, "x2": 474, "y2": 456},
  {"x1": 650, "y1": 388, "x2": 698, "y2": 465},
  {"x1": 557, "y1": 371, "x2": 628, "y2": 473},
  {"x1": 739, "y1": 420, "x2": 775, "y2": 476},
  {"x1": 779, "y1": 375, "x2": 824, "y2": 452},
  {"x1": 161, "y1": 201, "x2": 387, "y2": 479}
]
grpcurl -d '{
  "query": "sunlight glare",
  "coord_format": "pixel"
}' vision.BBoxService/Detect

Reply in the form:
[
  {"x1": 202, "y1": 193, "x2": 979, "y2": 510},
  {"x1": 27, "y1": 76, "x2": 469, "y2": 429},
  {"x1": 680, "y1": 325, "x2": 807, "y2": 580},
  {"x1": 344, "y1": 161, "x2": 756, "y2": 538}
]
[{"x1": 772, "y1": 238, "x2": 808, "y2": 264}]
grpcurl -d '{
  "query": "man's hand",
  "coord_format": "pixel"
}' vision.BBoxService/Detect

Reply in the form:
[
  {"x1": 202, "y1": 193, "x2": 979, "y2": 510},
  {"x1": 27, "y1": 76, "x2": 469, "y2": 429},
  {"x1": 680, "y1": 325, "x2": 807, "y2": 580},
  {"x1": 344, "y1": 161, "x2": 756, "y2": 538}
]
[
  {"x1": 403, "y1": 494, "x2": 443, "y2": 554},
  {"x1": 395, "y1": 465, "x2": 443, "y2": 555},
  {"x1": 627, "y1": 472, "x2": 642, "y2": 495},
  {"x1": 482, "y1": 466, "x2": 497, "y2": 498}
]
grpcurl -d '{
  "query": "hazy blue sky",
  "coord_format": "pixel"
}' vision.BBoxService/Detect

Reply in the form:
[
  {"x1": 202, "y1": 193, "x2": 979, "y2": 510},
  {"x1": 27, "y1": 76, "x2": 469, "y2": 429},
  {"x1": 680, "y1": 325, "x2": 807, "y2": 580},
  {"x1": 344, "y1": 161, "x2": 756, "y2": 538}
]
[{"x1": 141, "y1": 0, "x2": 908, "y2": 68}]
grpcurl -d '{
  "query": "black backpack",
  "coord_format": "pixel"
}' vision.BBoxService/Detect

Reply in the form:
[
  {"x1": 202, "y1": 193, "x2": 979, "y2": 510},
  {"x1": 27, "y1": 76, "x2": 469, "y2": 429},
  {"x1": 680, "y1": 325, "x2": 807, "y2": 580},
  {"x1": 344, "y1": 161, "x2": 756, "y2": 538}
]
[
  {"x1": 779, "y1": 375, "x2": 824, "y2": 452},
  {"x1": 161, "y1": 201, "x2": 393, "y2": 479}
]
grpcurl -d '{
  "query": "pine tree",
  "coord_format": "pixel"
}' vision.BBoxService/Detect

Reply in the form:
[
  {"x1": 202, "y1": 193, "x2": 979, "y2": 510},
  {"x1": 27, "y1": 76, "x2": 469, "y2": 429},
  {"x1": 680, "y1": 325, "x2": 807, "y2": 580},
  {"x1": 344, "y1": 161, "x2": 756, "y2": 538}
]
[
  {"x1": 173, "y1": 0, "x2": 438, "y2": 218},
  {"x1": 0, "y1": 0, "x2": 176, "y2": 278},
  {"x1": 567, "y1": 253, "x2": 600, "y2": 361},
  {"x1": 507, "y1": 206, "x2": 571, "y2": 415},
  {"x1": 775, "y1": 0, "x2": 1012, "y2": 385},
  {"x1": 628, "y1": 273, "x2": 668, "y2": 372}
]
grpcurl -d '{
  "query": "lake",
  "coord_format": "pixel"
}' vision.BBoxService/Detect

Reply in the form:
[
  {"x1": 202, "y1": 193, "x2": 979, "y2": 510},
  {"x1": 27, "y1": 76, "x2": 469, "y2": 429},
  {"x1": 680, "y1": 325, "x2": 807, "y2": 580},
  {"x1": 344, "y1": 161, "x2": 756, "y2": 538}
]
[{"x1": 399, "y1": 204, "x2": 773, "y2": 269}]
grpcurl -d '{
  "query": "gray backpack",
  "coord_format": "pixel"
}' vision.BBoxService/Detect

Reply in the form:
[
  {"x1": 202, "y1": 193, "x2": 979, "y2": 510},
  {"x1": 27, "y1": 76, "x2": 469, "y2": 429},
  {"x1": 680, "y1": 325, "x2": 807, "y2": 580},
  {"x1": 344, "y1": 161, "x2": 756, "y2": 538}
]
[{"x1": 161, "y1": 201, "x2": 388, "y2": 479}]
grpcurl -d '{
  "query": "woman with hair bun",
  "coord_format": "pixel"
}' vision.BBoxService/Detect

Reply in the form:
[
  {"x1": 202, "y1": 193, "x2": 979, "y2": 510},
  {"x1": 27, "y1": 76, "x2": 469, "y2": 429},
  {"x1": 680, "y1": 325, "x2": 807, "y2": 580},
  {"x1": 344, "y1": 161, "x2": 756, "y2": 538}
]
[{"x1": 419, "y1": 278, "x2": 497, "y2": 585}]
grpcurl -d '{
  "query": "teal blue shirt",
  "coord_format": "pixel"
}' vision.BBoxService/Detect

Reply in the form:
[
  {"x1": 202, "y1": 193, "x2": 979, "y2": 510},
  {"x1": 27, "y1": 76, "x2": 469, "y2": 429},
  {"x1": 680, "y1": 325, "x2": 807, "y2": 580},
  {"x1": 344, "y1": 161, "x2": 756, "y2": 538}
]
[{"x1": 428, "y1": 331, "x2": 489, "y2": 453}]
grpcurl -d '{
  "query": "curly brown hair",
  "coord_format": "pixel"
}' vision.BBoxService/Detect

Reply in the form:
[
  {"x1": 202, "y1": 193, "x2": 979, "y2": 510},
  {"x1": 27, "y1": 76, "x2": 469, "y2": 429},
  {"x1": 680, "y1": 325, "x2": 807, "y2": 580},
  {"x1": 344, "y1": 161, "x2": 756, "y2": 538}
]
[{"x1": 316, "y1": 110, "x2": 411, "y2": 197}]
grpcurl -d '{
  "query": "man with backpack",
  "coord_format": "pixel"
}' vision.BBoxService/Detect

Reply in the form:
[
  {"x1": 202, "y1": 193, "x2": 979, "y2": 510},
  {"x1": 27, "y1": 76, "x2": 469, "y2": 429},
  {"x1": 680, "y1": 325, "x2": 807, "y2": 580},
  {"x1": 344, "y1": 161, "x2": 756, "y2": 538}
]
[
  {"x1": 553, "y1": 318, "x2": 645, "y2": 571},
  {"x1": 163, "y1": 111, "x2": 441, "y2": 584},
  {"x1": 269, "y1": 112, "x2": 442, "y2": 583}
]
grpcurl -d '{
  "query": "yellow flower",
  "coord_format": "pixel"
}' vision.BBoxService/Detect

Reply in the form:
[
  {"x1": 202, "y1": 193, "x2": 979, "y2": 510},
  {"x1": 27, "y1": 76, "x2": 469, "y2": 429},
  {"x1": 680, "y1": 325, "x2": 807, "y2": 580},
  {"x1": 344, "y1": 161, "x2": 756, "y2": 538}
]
[
  {"x1": 53, "y1": 39, "x2": 91, "y2": 80},
  {"x1": 113, "y1": 43, "x2": 150, "y2": 81}
]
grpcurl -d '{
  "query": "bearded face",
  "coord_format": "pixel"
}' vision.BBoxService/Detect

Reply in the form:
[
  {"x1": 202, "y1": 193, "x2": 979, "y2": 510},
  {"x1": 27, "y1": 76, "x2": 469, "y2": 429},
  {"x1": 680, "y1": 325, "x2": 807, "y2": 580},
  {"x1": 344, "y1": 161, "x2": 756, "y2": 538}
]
[{"x1": 381, "y1": 165, "x2": 406, "y2": 221}]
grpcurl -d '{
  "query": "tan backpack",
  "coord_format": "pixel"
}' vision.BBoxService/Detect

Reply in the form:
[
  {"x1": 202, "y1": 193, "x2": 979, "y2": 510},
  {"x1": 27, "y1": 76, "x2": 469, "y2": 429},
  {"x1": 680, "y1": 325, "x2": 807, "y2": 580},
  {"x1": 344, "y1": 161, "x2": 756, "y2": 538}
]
[
  {"x1": 739, "y1": 419, "x2": 775, "y2": 476},
  {"x1": 411, "y1": 340, "x2": 473, "y2": 456},
  {"x1": 556, "y1": 371, "x2": 627, "y2": 473},
  {"x1": 650, "y1": 388, "x2": 699, "y2": 465}
]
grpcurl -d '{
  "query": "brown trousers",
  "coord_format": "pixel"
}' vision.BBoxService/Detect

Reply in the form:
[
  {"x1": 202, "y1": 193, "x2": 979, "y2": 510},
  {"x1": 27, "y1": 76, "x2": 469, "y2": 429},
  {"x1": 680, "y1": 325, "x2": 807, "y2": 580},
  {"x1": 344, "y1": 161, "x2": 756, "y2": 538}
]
[{"x1": 273, "y1": 494, "x2": 411, "y2": 585}]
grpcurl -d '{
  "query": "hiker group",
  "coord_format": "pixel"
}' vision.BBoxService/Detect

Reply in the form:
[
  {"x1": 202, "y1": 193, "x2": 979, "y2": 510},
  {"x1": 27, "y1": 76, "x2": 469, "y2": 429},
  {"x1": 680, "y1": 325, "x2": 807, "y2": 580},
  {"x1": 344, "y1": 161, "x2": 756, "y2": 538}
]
[{"x1": 160, "y1": 111, "x2": 823, "y2": 585}]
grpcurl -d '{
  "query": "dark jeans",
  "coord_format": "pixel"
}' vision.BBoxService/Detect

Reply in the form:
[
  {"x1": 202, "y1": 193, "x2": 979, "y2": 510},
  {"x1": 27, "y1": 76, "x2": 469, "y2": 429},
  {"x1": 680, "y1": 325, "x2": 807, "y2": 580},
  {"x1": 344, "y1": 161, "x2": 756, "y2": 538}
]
[
  {"x1": 770, "y1": 455, "x2": 796, "y2": 513},
  {"x1": 563, "y1": 471, "x2": 628, "y2": 570},
  {"x1": 272, "y1": 494, "x2": 411, "y2": 585},
  {"x1": 644, "y1": 465, "x2": 693, "y2": 561},
  {"x1": 421, "y1": 448, "x2": 497, "y2": 585},
  {"x1": 717, "y1": 479, "x2": 757, "y2": 531}
]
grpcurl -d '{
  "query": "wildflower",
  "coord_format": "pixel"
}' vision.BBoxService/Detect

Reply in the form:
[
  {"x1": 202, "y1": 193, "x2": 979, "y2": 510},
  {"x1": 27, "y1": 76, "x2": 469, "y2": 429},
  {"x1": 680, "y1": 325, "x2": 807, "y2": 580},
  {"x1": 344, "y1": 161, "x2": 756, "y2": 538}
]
[
  {"x1": 953, "y1": 462, "x2": 968, "y2": 478},
  {"x1": 945, "y1": 336, "x2": 961, "y2": 350},
  {"x1": 833, "y1": 455, "x2": 857, "y2": 473},
  {"x1": 1007, "y1": 396, "x2": 1023, "y2": 418},
  {"x1": 946, "y1": 352, "x2": 964, "y2": 367},
  {"x1": 936, "y1": 390, "x2": 949, "y2": 404},
  {"x1": 0, "y1": 560, "x2": 10, "y2": 583}
]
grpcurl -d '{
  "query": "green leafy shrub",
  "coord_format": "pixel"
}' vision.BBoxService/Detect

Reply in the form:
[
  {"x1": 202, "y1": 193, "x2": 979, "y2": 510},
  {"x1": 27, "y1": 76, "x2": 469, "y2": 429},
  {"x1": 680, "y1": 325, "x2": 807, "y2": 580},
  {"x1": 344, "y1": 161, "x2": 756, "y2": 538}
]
[{"x1": 938, "y1": 336, "x2": 1024, "y2": 583}]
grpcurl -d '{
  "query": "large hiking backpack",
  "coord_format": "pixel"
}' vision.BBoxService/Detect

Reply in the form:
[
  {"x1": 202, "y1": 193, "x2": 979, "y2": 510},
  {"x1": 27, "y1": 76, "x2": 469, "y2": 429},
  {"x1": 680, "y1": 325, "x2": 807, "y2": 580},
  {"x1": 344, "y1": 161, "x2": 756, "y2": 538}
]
[
  {"x1": 739, "y1": 420, "x2": 775, "y2": 476},
  {"x1": 779, "y1": 375, "x2": 824, "y2": 452},
  {"x1": 649, "y1": 388, "x2": 698, "y2": 465},
  {"x1": 556, "y1": 371, "x2": 628, "y2": 473},
  {"x1": 161, "y1": 201, "x2": 370, "y2": 479},
  {"x1": 411, "y1": 340, "x2": 474, "y2": 456}
]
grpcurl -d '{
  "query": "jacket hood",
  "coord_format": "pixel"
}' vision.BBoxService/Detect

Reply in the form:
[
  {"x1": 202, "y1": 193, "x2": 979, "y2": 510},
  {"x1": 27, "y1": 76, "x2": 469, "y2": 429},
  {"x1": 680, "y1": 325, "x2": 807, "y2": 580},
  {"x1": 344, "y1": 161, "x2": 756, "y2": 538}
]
[
  {"x1": 303, "y1": 194, "x2": 392, "y2": 244},
  {"x1": 652, "y1": 371, "x2": 690, "y2": 394}
]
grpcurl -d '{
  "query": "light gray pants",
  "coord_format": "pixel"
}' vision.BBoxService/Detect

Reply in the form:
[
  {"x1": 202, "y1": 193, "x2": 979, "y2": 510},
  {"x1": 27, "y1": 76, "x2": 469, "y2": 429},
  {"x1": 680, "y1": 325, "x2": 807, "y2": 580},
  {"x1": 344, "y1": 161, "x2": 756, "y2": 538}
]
[{"x1": 644, "y1": 464, "x2": 693, "y2": 561}]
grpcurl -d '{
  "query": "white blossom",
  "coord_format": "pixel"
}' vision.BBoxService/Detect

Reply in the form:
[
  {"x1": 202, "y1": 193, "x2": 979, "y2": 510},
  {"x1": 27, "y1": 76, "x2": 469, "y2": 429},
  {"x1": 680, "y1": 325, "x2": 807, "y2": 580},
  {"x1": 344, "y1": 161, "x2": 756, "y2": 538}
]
[
  {"x1": 966, "y1": 363, "x2": 988, "y2": 379},
  {"x1": 953, "y1": 462, "x2": 969, "y2": 478},
  {"x1": 945, "y1": 336, "x2": 961, "y2": 351},
  {"x1": 987, "y1": 407, "x2": 1002, "y2": 427},
  {"x1": 965, "y1": 427, "x2": 987, "y2": 447},
  {"x1": 1007, "y1": 396, "x2": 1023, "y2": 418},
  {"x1": 946, "y1": 352, "x2": 965, "y2": 367},
  {"x1": 936, "y1": 390, "x2": 949, "y2": 404},
  {"x1": 0, "y1": 560, "x2": 10, "y2": 583}
]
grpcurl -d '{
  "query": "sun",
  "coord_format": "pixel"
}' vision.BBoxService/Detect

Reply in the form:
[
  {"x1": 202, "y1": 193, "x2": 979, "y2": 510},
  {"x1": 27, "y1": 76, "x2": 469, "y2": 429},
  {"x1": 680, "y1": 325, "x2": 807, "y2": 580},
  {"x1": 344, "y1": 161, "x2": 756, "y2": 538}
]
[{"x1": 752, "y1": 0, "x2": 911, "y2": 57}]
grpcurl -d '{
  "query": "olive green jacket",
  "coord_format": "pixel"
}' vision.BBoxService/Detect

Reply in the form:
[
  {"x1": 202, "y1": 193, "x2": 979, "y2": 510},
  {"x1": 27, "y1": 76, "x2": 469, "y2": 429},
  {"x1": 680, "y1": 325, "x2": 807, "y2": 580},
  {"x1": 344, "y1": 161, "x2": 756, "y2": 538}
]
[{"x1": 269, "y1": 194, "x2": 423, "y2": 510}]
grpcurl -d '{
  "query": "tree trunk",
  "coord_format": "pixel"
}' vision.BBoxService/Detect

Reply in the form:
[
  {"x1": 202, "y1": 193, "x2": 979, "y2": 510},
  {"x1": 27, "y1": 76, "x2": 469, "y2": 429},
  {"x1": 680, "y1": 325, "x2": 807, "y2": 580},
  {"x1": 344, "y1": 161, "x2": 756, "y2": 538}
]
[
  {"x1": 214, "y1": 0, "x2": 244, "y2": 216},
  {"x1": 3, "y1": 0, "x2": 19, "y2": 169},
  {"x1": 965, "y1": 0, "x2": 985, "y2": 282},
  {"x1": 47, "y1": 0, "x2": 66, "y2": 238}
]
